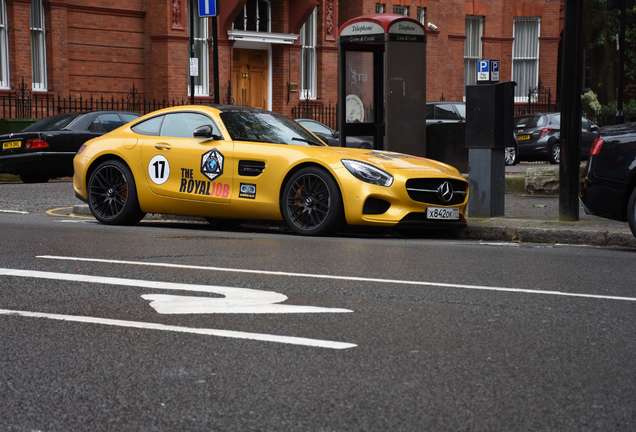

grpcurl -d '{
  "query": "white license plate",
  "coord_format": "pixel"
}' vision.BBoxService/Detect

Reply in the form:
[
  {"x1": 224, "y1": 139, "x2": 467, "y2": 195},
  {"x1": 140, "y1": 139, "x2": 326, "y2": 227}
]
[{"x1": 426, "y1": 207, "x2": 460, "y2": 220}]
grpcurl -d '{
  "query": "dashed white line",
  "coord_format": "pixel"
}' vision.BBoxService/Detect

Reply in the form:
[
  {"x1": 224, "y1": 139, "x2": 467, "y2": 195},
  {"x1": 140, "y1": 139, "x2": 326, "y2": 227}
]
[
  {"x1": 37, "y1": 255, "x2": 636, "y2": 303},
  {"x1": 0, "y1": 309, "x2": 355, "y2": 350},
  {"x1": 0, "y1": 209, "x2": 28, "y2": 214}
]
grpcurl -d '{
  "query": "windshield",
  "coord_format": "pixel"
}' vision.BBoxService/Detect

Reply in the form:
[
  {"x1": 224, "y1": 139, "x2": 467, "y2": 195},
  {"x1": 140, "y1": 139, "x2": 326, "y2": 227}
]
[
  {"x1": 515, "y1": 115, "x2": 546, "y2": 129},
  {"x1": 221, "y1": 111, "x2": 325, "y2": 146},
  {"x1": 22, "y1": 113, "x2": 80, "y2": 132}
]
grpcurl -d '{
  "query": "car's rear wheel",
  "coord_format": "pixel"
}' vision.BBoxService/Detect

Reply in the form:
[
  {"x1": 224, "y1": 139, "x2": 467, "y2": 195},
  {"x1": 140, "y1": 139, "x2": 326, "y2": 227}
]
[
  {"x1": 549, "y1": 141, "x2": 560, "y2": 164},
  {"x1": 281, "y1": 167, "x2": 342, "y2": 235},
  {"x1": 628, "y1": 187, "x2": 636, "y2": 238},
  {"x1": 88, "y1": 159, "x2": 144, "y2": 225},
  {"x1": 20, "y1": 173, "x2": 49, "y2": 183}
]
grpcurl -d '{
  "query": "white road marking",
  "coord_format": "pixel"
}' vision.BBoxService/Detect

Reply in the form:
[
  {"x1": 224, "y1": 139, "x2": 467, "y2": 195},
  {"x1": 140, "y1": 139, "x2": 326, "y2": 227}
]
[
  {"x1": 0, "y1": 268, "x2": 352, "y2": 314},
  {"x1": 0, "y1": 309, "x2": 355, "y2": 350},
  {"x1": 57, "y1": 219, "x2": 93, "y2": 224},
  {"x1": 0, "y1": 209, "x2": 28, "y2": 214},
  {"x1": 37, "y1": 255, "x2": 636, "y2": 304}
]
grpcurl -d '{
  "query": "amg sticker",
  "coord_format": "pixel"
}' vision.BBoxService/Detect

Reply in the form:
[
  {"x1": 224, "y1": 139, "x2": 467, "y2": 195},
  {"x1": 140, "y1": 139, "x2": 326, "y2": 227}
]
[
  {"x1": 201, "y1": 149, "x2": 224, "y2": 181},
  {"x1": 239, "y1": 183, "x2": 256, "y2": 199}
]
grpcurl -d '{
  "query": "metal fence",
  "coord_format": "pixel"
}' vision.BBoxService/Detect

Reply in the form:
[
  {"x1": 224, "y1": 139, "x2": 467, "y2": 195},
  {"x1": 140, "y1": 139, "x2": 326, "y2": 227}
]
[
  {"x1": 514, "y1": 85, "x2": 556, "y2": 118},
  {"x1": 0, "y1": 81, "x2": 191, "y2": 120},
  {"x1": 291, "y1": 101, "x2": 337, "y2": 130}
]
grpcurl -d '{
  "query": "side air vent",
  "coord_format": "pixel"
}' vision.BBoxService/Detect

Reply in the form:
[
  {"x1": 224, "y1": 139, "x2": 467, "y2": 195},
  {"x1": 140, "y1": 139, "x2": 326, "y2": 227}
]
[{"x1": 238, "y1": 160, "x2": 265, "y2": 176}]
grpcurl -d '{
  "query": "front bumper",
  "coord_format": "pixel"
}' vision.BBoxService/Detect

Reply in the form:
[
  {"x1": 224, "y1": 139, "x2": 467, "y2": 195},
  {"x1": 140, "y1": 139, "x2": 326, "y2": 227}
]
[{"x1": 337, "y1": 168, "x2": 469, "y2": 227}]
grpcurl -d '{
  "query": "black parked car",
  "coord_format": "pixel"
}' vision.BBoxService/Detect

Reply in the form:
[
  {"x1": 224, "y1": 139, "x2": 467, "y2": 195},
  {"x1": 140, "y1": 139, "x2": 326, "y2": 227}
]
[
  {"x1": 581, "y1": 122, "x2": 636, "y2": 238},
  {"x1": 0, "y1": 111, "x2": 138, "y2": 183},
  {"x1": 295, "y1": 118, "x2": 372, "y2": 148},
  {"x1": 514, "y1": 113, "x2": 599, "y2": 164}
]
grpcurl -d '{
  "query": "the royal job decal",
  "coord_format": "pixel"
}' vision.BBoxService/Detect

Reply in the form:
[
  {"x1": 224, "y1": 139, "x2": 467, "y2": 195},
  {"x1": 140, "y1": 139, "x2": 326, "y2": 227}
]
[
  {"x1": 179, "y1": 168, "x2": 229, "y2": 198},
  {"x1": 201, "y1": 149, "x2": 224, "y2": 181}
]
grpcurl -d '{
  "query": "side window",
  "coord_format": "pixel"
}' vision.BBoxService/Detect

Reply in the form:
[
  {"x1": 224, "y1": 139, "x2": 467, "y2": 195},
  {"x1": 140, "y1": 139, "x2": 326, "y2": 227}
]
[
  {"x1": 425, "y1": 104, "x2": 434, "y2": 119},
  {"x1": 434, "y1": 105, "x2": 460, "y2": 121},
  {"x1": 88, "y1": 113, "x2": 124, "y2": 133},
  {"x1": 160, "y1": 112, "x2": 221, "y2": 138},
  {"x1": 119, "y1": 113, "x2": 139, "y2": 123},
  {"x1": 131, "y1": 115, "x2": 164, "y2": 136}
]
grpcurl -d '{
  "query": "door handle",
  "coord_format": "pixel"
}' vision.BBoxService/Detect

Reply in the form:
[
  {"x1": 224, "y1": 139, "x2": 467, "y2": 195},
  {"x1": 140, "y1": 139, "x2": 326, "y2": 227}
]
[{"x1": 154, "y1": 143, "x2": 171, "y2": 150}]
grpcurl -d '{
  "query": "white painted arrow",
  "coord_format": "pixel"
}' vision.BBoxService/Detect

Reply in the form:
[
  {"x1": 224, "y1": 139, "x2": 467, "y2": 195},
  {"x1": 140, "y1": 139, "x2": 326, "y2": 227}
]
[{"x1": 0, "y1": 268, "x2": 352, "y2": 315}]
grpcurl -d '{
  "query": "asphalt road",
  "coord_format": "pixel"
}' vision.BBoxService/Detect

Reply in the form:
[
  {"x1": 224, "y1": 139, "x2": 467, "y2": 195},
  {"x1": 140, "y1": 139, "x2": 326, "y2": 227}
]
[{"x1": 1, "y1": 181, "x2": 635, "y2": 431}]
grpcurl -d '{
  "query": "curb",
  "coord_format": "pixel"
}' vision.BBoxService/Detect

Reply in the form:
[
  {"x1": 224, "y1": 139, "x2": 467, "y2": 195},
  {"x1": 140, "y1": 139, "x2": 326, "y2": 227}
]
[{"x1": 464, "y1": 221, "x2": 636, "y2": 248}]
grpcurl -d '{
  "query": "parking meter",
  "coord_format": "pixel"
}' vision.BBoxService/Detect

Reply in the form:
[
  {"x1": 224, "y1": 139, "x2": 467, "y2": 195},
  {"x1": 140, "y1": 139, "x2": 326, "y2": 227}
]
[{"x1": 465, "y1": 80, "x2": 515, "y2": 217}]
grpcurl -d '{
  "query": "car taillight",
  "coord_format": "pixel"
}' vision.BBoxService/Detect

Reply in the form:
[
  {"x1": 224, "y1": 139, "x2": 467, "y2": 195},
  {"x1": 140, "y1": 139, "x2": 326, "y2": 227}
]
[
  {"x1": 539, "y1": 128, "x2": 552, "y2": 138},
  {"x1": 25, "y1": 138, "x2": 48, "y2": 150},
  {"x1": 590, "y1": 136, "x2": 604, "y2": 157}
]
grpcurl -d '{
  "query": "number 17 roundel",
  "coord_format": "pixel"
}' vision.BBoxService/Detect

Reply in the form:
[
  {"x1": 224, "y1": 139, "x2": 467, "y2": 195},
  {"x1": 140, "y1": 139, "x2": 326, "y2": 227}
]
[{"x1": 148, "y1": 155, "x2": 170, "y2": 185}]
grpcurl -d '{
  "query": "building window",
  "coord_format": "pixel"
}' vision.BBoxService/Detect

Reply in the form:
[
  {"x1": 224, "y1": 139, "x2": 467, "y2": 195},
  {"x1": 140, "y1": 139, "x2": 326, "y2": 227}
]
[
  {"x1": 417, "y1": 7, "x2": 426, "y2": 25},
  {"x1": 30, "y1": 0, "x2": 47, "y2": 91},
  {"x1": 300, "y1": 8, "x2": 317, "y2": 100},
  {"x1": 190, "y1": 9, "x2": 209, "y2": 96},
  {"x1": 0, "y1": 0, "x2": 9, "y2": 89},
  {"x1": 512, "y1": 17, "x2": 540, "y2": 101},
  {"x1": 464, "y1": 16, "x2": 484, "y2": 88},
  {"x1": 375, "y1": 3, "x2": 385, "y2": 14},
  {"x1": 393, "y1": 5, "x2": 409, "y2": 16},
  {"x1": 233, "y1": 0, "x2": 271, "y2": 32}
]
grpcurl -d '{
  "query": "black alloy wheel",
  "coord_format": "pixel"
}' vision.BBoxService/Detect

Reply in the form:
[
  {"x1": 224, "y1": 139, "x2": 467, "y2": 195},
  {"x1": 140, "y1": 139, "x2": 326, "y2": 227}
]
[
  {"x1": 88, "y1": 159, "x2": 144, "y2": 225},
  {"x1": 281, "y1": 167, "x2": 343, "y2": 235},
  {"x1": 628, "y1": 187, "x2": 636, "y2": 238},
  {"x1": 549, "y1": 141, "x2": 561, "y2": 164}
]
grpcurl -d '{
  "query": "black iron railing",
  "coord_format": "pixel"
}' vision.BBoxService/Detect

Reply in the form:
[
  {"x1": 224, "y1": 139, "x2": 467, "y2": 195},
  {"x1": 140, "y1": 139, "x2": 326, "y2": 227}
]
[
  {"x1": 514, "y1": 85, "x2": 556, "y2": 118},
  {"x1": 291, "y1": 101, "x2": 337, "y2": 130}
]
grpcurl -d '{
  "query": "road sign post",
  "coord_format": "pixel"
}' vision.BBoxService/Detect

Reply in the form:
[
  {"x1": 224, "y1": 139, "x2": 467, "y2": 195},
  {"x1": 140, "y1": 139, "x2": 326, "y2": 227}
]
[{"x1": 197, "y1": 0, "x2": 219, "y2": 104}]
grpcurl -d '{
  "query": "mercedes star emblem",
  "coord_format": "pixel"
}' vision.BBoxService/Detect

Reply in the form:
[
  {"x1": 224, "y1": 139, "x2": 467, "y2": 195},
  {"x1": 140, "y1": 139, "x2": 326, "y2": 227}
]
[{"x1": 437, "y1": 181, "x2": 454, "y2": 203}]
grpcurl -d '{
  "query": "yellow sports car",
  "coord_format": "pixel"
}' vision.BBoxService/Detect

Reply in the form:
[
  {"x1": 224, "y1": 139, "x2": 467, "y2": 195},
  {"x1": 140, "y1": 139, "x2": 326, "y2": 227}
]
[{"x1": 73, "y1": 105, "x2": 468, "y2": 235}]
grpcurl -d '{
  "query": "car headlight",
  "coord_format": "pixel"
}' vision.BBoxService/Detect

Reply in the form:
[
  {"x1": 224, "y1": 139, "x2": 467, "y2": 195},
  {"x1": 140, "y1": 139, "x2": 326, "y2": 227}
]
[{"x1": 341, "y1": 159, "x2": 393, "y2": 187}]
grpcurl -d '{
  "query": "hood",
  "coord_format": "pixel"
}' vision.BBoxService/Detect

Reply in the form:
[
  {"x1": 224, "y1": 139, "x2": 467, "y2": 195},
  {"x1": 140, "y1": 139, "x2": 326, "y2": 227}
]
[{"x1": 323, "y1": 147, "x2": 461, "y2": 176}]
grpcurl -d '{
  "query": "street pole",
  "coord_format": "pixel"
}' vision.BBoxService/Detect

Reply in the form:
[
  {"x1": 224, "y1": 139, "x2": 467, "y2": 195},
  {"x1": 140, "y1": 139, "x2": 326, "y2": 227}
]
[
  {"x1": 559, "y1": 0, "x2": 583, "y2": 221},
  {"x1": 189, "y1": 0, "x2": 196, "y2": 105},
  {"x1": 212, "y1": 15, "x2": 220, "y2": 104},
  {"x1": 616, "y1": 0, "x2": 626, "y2": 124}
]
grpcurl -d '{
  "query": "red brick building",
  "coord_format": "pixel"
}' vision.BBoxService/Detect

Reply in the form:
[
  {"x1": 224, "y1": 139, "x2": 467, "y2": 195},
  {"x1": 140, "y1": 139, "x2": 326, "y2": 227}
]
[{"x1": 1, "y1": 0, "x2": 563, "y2": 118}]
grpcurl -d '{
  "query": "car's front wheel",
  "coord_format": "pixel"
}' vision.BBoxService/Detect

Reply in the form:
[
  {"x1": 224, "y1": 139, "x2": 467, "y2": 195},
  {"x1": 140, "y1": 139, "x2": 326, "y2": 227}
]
[
  {"x1": 88, "y1": 159, "x2": 144, "y2": 225},
  {"x1": 628, "y1": 187, "x2": 636, "y2": 238},
  {"x1": 281, "y1": 167, "x2": 343, "y2": 235},
  {"x1": 505, "y1": 146, "x2": 518, "y2": 166}
]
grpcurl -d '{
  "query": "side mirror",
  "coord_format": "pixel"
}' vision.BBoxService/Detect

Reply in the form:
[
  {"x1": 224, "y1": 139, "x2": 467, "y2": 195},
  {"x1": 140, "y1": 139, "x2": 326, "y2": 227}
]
[
  {"x1": 590, "y1": 125, "x2": 599, "y2": 133},
  {"x1": 193, "y1": 125, "x2": 222, "y2": 140}
]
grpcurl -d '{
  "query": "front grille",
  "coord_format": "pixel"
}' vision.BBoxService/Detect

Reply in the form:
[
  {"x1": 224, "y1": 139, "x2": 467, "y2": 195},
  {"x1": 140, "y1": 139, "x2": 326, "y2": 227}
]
[{"x1": 405, "y1": 178, "x2": 468, "y2": 205}]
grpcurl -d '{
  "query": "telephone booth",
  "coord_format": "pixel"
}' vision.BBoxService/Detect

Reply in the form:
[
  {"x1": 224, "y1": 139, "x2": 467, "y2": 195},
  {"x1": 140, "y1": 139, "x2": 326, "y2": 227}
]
[{"x1": 338, "y1": 15, "x2": 427, "y2": 156}]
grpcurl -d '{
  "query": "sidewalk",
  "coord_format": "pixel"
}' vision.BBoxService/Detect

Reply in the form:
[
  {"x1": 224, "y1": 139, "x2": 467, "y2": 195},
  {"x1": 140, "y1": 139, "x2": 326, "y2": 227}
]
[{"x1": 464, "y1": 193, "x2": 636, "y2": 248}]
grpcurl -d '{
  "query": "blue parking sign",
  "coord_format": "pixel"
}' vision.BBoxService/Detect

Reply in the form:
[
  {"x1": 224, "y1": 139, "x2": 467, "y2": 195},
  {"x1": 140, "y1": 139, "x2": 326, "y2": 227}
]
[
  {"x1": 198, "y1": 0, "x2": 217, "y2": 17},
  {"x1": 477, "y1": 59, "x2": 490, "y2": 81},
  {"x1": 490, "y1": 60, "x2": 500, "y2": 81}
]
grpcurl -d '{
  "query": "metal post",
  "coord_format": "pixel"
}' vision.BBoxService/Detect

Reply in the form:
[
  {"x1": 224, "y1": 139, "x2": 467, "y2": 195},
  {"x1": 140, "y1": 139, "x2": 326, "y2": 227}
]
[
  {"x1": 189, "y1": 0, "x2": 195, "y2": 105},
  {"x1": 212, "y1": 14, "x2": 220, "y2": 104},
  {"x1": 559, "y1": 0, "x2": 584, "y2": 221},
  {"x1": 616, "y1": 0, "x2": 626, "y2": 124}
]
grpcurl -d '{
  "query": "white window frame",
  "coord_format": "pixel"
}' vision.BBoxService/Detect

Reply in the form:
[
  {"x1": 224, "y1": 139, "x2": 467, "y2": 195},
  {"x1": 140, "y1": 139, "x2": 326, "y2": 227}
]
[
  {"x1": 30, "y1": 0, "x2": 47, "y2": 91},
  {"x1": 464, "y1": 16, "x2": 484, "y2": 89},
  {"x1": 232, "y1": 0, "x2": 272, "y2": 33},
  {"x1": 375, "y1": 3, "x2": 385, "y2": 14},
  {"x1": 393, "y1": 5, "x2": 409, "y2": 16},
  {"x1": 512, "y1": 17, "x2": 541, "y2": 102},
  {"x1": 189, "y1": 11, "x2": 209, "y2": 97},
  {"x1": 0, "y1": 0, "x2": 9, "y2": 89},
  {"x1": 300, "y1": 8, "x2": 317, "y2": 100},
  {"x1": 417, "y1": 7, "x2": 426, "y2": 25}
]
